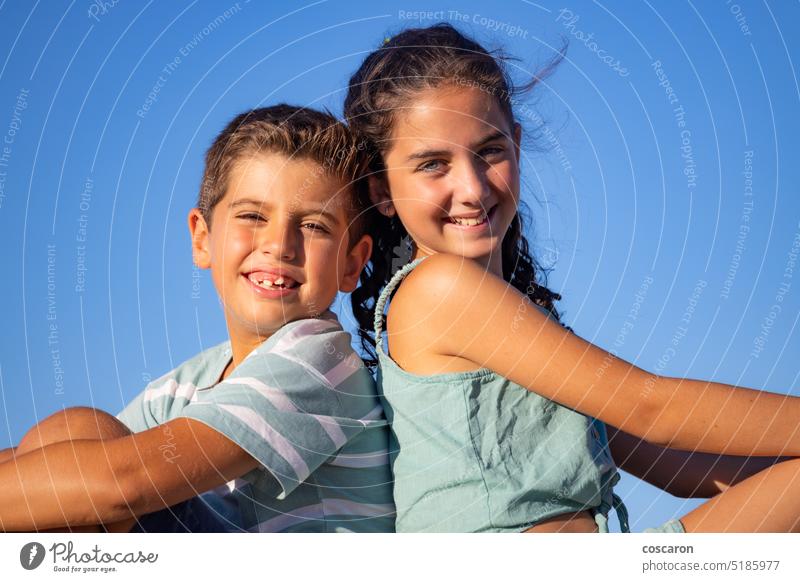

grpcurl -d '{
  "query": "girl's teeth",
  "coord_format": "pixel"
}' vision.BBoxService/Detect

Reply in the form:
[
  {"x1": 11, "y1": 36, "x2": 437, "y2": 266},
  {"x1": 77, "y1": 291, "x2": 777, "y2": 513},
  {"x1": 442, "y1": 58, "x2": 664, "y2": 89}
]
[
  {"x1": 274, "y1": 277, "x2": 284, "y2": 285},
  {"x1": 452, "y1": 214, "x2": 487, "y2": 226}
]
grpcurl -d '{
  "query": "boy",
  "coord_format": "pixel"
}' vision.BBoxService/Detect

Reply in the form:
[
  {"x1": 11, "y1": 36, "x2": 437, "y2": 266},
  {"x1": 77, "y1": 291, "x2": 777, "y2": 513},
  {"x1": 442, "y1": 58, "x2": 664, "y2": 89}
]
[{"x1": 0, "y1": 105, "x2": 395, "y2": 532}]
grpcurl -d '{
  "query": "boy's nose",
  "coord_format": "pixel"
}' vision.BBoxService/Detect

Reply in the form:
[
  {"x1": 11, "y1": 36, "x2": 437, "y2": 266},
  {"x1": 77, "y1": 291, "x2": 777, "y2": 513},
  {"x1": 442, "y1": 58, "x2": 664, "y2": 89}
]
[{"x1": 260, "y1": 222, "x2": 296, "y2": 260}]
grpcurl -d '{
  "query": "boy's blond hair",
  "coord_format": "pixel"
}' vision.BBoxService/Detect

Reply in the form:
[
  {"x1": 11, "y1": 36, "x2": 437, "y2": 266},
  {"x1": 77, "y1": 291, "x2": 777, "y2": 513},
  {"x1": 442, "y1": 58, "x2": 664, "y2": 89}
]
[{"x1": 199, "y1": 105, "x2": 369, "y2": 245}]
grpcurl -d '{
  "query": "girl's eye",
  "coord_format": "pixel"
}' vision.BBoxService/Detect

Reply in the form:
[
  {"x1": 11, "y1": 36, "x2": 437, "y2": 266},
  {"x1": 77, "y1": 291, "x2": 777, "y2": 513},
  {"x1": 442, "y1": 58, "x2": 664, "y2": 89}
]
[
  {"x1": 416, "y1": 159, "x2": 446, "y2": 173},
  {"x1": 479, "y1": 146, "x2": 505, "y2": 159}
]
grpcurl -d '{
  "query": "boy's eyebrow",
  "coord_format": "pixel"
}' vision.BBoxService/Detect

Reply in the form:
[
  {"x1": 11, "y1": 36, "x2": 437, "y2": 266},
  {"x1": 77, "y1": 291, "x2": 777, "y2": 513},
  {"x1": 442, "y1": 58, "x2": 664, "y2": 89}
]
[
  {"x1": 405, "y1": 130, "x2": 510, "y2": 162},
  {"x1": 229, "y1": 198, "x2": 268, "y2": 209},
  {"x1": 302, "y1": 205, "x2": 342, "y2": 225}
]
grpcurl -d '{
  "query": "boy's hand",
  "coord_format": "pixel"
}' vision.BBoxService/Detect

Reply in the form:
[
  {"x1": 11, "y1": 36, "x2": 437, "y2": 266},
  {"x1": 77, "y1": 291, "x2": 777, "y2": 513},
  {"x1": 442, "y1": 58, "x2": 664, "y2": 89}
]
[{"x1": 0, "y1": 418, "x2": 259, "y2": 531}]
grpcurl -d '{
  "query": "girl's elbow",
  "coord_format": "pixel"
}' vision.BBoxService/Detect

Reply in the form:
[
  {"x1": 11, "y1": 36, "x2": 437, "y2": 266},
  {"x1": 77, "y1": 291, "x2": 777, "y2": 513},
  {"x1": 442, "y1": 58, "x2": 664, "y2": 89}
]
[{"x1": 629, "y1": 373, "x2": 674, "y2": 448}]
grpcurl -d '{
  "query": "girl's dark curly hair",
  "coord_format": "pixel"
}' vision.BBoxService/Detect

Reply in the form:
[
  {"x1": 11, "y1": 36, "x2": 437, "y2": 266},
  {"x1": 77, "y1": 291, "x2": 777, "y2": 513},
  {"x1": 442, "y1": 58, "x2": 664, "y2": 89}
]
[{"x1": 344, "y1": 23, "x2": 566, "y2": 369}]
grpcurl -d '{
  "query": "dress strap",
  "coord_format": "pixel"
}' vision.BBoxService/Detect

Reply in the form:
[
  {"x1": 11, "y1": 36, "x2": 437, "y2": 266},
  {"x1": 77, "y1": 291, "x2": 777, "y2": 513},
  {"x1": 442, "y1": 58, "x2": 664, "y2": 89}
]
[
  {"x1": 373, "y1": 257, "x2": 428, "y2": 352},
  {"x1": 593, "y1": 493, "x2": 631, "y2": 533}
]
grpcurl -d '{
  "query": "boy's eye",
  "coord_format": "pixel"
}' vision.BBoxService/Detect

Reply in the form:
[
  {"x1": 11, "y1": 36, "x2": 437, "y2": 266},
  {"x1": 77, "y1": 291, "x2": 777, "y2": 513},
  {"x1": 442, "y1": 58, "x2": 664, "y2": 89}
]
[
  {"x1": 238, "y1": 212, "x2": 266, "y2": 222},
  {"x1": 302, "y1": 223, "x2": 328, "y2": 233}
]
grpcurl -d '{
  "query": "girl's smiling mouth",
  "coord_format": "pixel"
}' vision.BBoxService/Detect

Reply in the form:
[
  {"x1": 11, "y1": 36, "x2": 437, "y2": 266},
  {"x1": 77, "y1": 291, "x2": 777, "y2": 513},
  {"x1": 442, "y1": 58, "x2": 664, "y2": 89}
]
[{"x1": 445, "y1": 204, "x2": 498, "y2": 231}]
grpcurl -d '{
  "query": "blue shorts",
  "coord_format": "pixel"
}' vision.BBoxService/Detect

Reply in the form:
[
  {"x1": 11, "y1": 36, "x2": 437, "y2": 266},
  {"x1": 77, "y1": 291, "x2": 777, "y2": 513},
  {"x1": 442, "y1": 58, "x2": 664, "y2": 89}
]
[
  {"x1": 643, "y1": 519, "x2": 686, "y2": 533},
  {"x1": 129, "y1": 496, "x2": 234, "y2": 533}
]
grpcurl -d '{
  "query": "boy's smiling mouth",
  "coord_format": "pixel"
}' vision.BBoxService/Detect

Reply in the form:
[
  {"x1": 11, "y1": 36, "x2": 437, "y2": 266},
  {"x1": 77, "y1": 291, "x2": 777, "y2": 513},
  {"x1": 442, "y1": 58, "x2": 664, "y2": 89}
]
[{"x1": 244, "y1": 269, "x2": 300, "y2": 297}]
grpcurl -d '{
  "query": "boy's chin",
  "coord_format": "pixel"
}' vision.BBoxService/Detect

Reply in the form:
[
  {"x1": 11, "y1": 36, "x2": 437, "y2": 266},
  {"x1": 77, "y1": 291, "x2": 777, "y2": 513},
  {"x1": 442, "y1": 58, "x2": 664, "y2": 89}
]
[
  {"x1": 246, "y1": 310, "x2": 318, "y2": 334},
  {"x1": 229, "y1": 312, "x2": 291, "y2": 336},
  {"x1": 227, "y1": 300, "x2": 328, "y2": 338}
]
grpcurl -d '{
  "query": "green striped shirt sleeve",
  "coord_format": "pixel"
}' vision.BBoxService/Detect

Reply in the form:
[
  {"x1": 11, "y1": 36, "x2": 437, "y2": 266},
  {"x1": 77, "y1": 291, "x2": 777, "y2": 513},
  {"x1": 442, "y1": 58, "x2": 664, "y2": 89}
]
[{"x1": 177, "y1": 318, "x2": 368, "y2": 499}]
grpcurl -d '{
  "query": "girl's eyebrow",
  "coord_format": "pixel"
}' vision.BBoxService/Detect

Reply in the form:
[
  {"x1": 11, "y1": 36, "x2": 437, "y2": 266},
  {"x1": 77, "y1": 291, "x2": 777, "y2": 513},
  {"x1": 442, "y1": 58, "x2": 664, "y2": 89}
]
[
  {"x1": 471, "y1": 130, "x2": 509, "y2": 150},
  {"x1": 406, "y1": 148, "x2": 450, "y2": 162},
  {"x1": 405, "y1": 130, "x2": 509, "y2": 162}
]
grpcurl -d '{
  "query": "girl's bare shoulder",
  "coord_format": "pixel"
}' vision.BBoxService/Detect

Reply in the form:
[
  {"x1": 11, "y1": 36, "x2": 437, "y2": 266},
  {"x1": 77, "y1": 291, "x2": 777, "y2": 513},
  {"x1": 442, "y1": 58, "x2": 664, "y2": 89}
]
[
  {"x1": 392, "y1": 254, "x2": 491, "y2": 317},
  {"x1": 391, "y1": 254, "x2": 508, "y2": 334},
  {"x1": 388, "y1": 254, "x2": 492, "y2": 373}
]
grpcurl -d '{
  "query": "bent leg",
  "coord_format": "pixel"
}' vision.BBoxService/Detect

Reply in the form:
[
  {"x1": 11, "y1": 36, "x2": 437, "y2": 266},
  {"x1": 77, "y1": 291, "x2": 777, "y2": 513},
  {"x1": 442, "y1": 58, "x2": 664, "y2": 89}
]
[
  {"x1": 15, "y1": 407, "x2": 136, "y2": 533},
  {"x1": 17, "y1": 406, "x2": 130, "y2": 454},
  {"x1": 680, "y1": 457, "x2": 800, "y2": 532}
]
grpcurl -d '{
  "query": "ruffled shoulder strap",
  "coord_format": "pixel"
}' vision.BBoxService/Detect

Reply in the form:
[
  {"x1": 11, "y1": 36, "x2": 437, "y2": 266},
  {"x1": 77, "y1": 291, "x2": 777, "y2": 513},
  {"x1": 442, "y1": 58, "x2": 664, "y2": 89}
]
[{"x1": 373, "y1": 257, "x2": 428, "y2": 352}]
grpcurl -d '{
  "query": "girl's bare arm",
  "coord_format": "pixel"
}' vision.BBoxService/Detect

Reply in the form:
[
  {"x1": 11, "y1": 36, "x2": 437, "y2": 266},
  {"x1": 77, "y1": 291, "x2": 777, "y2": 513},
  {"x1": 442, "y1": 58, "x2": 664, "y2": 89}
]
[
  {"x1": 606, "y1": 425, "x2": 795, "y2": 498},
  {"x1": 398, "y1": 253, "x2": 800, "y2": 456},
  {"x1": 0, "y1": 418, "x2": 258, "y2": 531}
]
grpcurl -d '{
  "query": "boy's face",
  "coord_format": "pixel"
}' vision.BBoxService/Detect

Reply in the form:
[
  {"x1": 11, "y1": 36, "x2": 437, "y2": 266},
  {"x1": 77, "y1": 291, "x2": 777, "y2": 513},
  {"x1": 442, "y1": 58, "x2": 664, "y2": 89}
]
[{"x1": 189, "y1": 153, "x2": 371, "y2": 352}]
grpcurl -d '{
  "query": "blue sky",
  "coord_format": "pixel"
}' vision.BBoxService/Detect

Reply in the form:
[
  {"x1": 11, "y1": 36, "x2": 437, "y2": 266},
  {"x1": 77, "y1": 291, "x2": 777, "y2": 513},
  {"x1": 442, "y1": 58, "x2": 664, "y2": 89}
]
[{"x1": 0, "y1": 0, "x2": 798, "y2": 532}]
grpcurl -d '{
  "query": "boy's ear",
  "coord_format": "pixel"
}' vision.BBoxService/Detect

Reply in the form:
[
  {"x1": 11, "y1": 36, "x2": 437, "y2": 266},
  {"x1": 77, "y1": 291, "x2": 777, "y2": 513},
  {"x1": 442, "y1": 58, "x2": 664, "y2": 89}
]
[
  {"x1": 512, "y1": 122, "x2": 522, "y2": 164},
  {"x1": 367, "y1": 174, "x2": 395, "y2": 217},
  {"x1": 339, "y1": 233, "x2": 373, "y2": 293},
  {"x1": 188, "y1": 208, "x2": 212, "y2": 269}
]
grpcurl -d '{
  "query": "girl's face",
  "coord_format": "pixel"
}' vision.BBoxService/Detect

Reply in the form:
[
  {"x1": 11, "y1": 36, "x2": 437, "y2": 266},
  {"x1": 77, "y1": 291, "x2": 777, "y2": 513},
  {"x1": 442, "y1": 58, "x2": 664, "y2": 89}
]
[{"x1": 377, "y1": 86, "x2": 521, "y2": 275}]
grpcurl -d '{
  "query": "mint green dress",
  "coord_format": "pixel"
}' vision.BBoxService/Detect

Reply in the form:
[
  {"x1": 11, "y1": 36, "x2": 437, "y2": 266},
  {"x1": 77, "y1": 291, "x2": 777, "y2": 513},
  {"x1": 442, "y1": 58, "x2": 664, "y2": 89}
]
[{"x1": 374, "y1": 258, "x2": 630, "y2": 533}]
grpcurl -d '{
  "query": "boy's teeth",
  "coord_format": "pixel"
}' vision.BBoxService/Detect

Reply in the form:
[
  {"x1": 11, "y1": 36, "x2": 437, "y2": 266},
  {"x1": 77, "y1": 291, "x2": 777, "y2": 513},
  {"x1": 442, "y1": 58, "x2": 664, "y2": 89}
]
[{"x1": 247, "y1": 272, "x2": 295, "y2": 289}]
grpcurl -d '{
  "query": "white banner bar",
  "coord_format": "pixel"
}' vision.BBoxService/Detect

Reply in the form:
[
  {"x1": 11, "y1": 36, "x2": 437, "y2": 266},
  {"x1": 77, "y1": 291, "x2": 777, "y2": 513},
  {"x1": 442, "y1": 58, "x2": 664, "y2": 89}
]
[{"x1": 1, "y1": 533, "x2": 798, "y2": 581}]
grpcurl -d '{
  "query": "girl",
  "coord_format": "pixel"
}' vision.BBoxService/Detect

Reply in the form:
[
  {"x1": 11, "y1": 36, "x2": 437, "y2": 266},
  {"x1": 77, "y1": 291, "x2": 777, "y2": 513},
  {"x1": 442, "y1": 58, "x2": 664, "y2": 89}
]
[{"x1": 345, "y1": 24, "x2": 800, "y2": 533}]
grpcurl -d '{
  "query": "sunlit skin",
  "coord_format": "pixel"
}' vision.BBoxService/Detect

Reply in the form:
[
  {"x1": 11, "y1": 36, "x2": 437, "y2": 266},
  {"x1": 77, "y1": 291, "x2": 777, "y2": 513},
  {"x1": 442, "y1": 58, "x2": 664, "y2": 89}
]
[
  {"x1": 372, "y1": 84, "x2": 800, "y2": 533},
  {"x1": 189, "y1": 153, "x2": 371, "y2": 370}
]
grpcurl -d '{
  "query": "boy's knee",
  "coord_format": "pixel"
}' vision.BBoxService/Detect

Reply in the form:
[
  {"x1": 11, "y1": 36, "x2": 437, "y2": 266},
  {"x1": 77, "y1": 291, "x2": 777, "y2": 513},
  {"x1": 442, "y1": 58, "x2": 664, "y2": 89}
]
[{"x1": 17, "y1": 407, "x2": 131, "y2": 454}]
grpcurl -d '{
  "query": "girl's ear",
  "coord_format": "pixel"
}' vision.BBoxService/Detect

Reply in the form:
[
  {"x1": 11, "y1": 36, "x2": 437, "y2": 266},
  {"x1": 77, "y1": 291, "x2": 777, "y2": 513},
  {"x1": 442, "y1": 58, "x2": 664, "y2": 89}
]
[
  {"x1": 188, "y1": 208, "x2": 212, "y2": 269},
  {"x1": 513, "y1": 122, "x2": 522, "y2": 164},
  {"x1": 340, "y1": 233, "x2": 373, "y2": 293},
  {"x1": 367, "y1": 174, "x2": 396, "y2": 217}
]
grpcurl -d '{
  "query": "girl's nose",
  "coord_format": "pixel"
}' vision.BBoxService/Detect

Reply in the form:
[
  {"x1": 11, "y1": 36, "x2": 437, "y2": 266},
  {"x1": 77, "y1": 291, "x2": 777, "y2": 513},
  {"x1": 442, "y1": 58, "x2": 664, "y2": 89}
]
[{"x1": 452, "y1": 159, "x2": 491, "y2": 209}]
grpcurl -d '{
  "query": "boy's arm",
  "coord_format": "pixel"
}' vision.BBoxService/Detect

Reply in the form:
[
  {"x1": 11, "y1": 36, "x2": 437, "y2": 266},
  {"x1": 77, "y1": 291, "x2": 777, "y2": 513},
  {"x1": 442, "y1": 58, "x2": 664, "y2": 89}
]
[
  {"x1": 0, "y1": 417, "x2": 259, "y2": 531},
  {"x1": 606, "y1": 424, "x2": 795, "y2": 498},
  {"x1": 0, "y1": 448, "x2": 15, "y2": 463}
]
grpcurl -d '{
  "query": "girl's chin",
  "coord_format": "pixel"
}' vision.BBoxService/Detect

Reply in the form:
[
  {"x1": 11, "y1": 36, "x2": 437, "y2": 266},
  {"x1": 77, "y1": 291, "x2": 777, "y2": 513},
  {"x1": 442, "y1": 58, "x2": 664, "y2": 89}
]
[
  {"x1": 414, "y1": 235, "x2": 502, "y2": 263},
  {"x1": 443, "y1": 239, "x2": 503, "y2": 258}
]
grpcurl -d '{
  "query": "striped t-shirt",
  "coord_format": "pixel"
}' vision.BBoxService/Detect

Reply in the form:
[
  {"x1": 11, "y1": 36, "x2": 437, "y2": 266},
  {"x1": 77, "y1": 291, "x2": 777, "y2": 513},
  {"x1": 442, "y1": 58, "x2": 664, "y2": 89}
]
[{"x1": 117, "y1": 310, "x2": 395, "y2": 532}]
